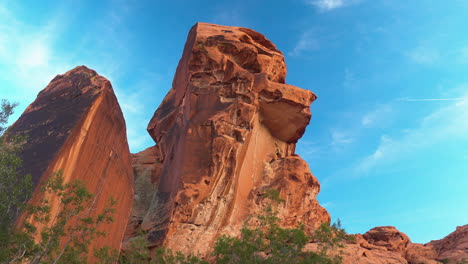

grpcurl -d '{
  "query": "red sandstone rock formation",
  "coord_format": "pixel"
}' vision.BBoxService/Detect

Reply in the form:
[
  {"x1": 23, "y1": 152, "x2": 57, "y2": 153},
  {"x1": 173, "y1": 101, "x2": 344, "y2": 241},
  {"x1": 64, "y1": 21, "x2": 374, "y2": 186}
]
[
  {"x1": 428, "y1": 225, "x2": 468, "y2": 263},
  {"x1": 363, "y1": 226, "x2": 411, "y2": 254},
  {"x1": 305, "y1": 225, "x2": 468, "y2": 264},
  {"x1": 7, "y1": 66, "x2": 134, "y2": 257},
  {"x1": 124, "y1": 145, "x2": 162, "y2": 243},
  {"x1": 125, "y1": 22, "x2": 330, "y2": 254}
]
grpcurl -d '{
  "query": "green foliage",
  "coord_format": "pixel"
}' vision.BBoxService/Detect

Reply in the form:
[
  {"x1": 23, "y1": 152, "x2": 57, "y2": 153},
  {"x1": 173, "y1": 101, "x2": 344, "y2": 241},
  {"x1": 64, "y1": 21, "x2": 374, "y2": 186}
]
[
  {"x1": 0, "y1": 100, "x2": 350, "y2": 263},
  {"x1": 263, "y1": 188, "x2": 284, "y2": 204},
  {"x1": 313, "y1": 219, "x2": 354, "y2": 253},
  {"x1": 95, "y1": 235, "x2": 208, "y2": 264},
  {"x1": 0, "y1": 99, "x2": 120, "y2": 263},
  {"x1": 440, "y1": 258, "x2": 468, "y2": 264},
  {"x1": 0, "y1": 100, "x2": 35, "y2": 262},
  {"x1": 0, "y1": 100, "x2": 32, "y2": 227},
  {"x1": 25, "y1": 171, "x2": 117, "y2": 264},
  {"x1": 0, "y1": 99, "x2": 17, "y2": 135},
  {"x1": 0, "y1": 171, "x2": 118, "y2": 263},
  {"x1": 212, "y1": 188, "x2": 348, "y2": 264}
]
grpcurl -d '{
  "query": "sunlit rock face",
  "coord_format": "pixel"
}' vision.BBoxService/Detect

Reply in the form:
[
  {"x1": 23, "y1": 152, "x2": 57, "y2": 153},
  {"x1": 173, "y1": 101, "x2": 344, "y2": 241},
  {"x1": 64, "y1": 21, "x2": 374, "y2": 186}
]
[
  {"x1": 305, "y1": 225, "x2": 468, "y2": 264},
  {"x1": 125, "y1": 22, "x2": 330, "y2": 255},
  {"x1": 7, "y1": 66, "x2": 134, "y2": 258},
  {"x1": 428, "y1": 225, "x2": 468, "y2": 263}
]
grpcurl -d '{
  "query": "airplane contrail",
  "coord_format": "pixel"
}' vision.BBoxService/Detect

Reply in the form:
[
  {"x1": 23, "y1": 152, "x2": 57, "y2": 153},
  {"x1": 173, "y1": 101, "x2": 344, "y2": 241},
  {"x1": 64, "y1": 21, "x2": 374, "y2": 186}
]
[{"x1": 399, "y1": 98, "x2": 468, "y2": 101}]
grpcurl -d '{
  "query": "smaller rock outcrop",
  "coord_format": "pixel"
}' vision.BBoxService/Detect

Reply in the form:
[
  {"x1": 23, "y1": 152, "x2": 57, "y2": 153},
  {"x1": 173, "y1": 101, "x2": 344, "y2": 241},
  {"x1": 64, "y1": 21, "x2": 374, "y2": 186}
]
[
  {"x1": 428, "y1": 225, "x2": 468, "y2": 263},
  {"x1": 363, "y1": 226, "x2": 411, "y2": 254},
  {"x1": 306, "y1": 226, "x2": 446, "y2": 264},
  {"x1": 405, "y1": 243, "x2": 438, "y2": 264}
]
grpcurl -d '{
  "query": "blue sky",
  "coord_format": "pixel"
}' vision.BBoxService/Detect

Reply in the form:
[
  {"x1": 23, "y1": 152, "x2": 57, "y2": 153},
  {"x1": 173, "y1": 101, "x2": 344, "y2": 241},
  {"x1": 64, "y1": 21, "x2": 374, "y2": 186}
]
[{"x1": 1, "y1": 0, "x2": 467, "y2": 243}]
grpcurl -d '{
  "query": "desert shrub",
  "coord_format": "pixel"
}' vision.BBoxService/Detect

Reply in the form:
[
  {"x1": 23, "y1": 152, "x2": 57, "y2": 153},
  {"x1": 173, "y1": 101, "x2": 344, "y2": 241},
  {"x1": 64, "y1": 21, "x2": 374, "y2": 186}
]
[{"x1": 212, "y1": 188, "x2": 348, "y2": 264}]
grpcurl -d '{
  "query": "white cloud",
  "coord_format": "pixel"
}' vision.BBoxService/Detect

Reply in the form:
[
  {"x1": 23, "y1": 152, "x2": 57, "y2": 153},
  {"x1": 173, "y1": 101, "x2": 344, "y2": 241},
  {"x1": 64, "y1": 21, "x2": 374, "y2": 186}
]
[
  {"x1": 0, "y1": 3, "x2": 74, "y2": 96},
  {"x1": 361, "y1": 104, "x2": 393, "y2": 127},
  {"x1": 306, "y1": 0, "x2": 361, "y2": 12},
  {"x1": 355, "y1": 91, "x2": 468, "y2": 174},
  {"x1": 17, "y1": 40, "x2": 50, "y2": 67},
  {"x1": 296, "y1": 139, "x2": 325, "y2": 159},
  {"x1": 0, "y1": 2, "x2": 158, "y2": 153},
  {"x1": 399, "y1": 97, "x2": 468, "y2": 102},
  {"x1": 309, "y1": 0, "x2": 344, "y2": 11},
  {"x1": 406, "y1": 46, "x2": 440, "y2": 65},
  {"x1": 331, "y1": 129, "x2": 354, "y2": 146},
  {"x1": 289, "y1": 31, "x2": 320, "y2": 56}
]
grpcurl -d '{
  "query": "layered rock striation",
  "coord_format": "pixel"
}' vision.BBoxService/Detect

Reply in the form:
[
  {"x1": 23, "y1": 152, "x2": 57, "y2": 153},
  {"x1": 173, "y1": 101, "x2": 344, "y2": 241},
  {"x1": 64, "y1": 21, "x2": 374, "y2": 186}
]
[
  {"x1": 125, "y1": 22, "x2": 330, "y2": 254},
  {"x1": 7, "y1": 66, "x2": 134, "y2": 256}
]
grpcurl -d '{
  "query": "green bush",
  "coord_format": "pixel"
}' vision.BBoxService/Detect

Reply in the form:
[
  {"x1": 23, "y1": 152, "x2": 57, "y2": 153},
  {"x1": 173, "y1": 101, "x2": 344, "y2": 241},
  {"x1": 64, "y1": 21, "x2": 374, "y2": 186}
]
[
  {"x1": 212, "y1": 188, "x2": 347, "y2": 264},
  {"x1": 0, "y1": 100, "x2": 350, "y2": 264},
  {"x1": 0, "y1": 99, "x2": 119, "y2": 264}
]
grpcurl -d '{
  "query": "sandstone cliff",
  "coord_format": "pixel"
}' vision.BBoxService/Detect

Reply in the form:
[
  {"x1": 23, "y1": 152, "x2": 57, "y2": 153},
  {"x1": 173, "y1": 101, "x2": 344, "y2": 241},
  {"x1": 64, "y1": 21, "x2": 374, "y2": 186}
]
[
  {"x1": 7, "y1": 66, "x2": 134, "y2": 256},
  {"x1": 124, "y1": 22, "x2": 330, "y2": 254},
  {"x1": 5, "y1": 22, "x2": 464, "y2": 264}
]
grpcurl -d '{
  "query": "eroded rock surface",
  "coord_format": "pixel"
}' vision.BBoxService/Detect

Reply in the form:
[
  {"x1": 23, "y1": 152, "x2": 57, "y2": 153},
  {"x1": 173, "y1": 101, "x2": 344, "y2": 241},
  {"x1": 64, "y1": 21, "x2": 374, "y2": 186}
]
[
  {"x1": 306, "y1": 226, "x2": 465, "y2": 264},
  {"x1": 121, "y1": 22, "x2": 466, "y2": 263},
  {"x1": 125, "y1": 22, "x2": 329, "y2": 254},
  {"x1": 124, "y1": 145, "x2": 162, "y2": 246},
  {"x1": 428, "y1": 225, "x2": 468, "y2": 263},
  {"x1": 7, "y1": 66, "x2": 134, "y2": 257},
  {"x1": 363, "y1": 226, "x2": 411, "y2": 254}
]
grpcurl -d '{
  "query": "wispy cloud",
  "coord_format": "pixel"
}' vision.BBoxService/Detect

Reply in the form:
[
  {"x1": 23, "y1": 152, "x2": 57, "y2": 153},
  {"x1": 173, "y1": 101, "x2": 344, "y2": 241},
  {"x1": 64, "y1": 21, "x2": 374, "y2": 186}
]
[
  {"x1": 321, "y1": 201, "x2": 334, "y2": 209},
  {"x1": 355, "y1": 92, "x2": 468, "y2": 174},
  {"x1": 399, "y1": 97, "x2": 468, "y2": 102},
  {"x1": 0, "y1": 1, "x2": 156, "y2": 153},
  {"x1": 306, "y1": 0, "x2": 361, "y2": 12},
  {"x1": 308, "y1": 0, "x2": 344, "y2": 11},
  {"x1": 289, "y1": 31, "x2": 320, "y2": 56},
  {"x1": 299, "y1": 103, "x2": 395, "y2": 161},
  {"x1": 0, "y1": 3, "x2": 74, "y2": 98},
  {"x1": 113, "y1": 71, "x2": 163, "y2": 151},
  {"x1": 361, "y1": 104, "x2": 393, "y2": 127},
  {"x1": 330, "y1": 129, "x2": 354, "y2": 146},
  {"x1": 406, "y1": 46, "x2": 440, "y2": 65}
]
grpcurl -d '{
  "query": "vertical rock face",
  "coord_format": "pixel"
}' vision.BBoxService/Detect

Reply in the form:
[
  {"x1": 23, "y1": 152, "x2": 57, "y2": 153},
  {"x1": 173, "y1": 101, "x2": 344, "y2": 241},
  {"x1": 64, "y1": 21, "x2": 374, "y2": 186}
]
[
  {"x1": 7, "y1": 66, "x2": 134, "y2": 255},
  {"x1": 127, "y1": 22, "x2": 329, "y2": 254}
]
